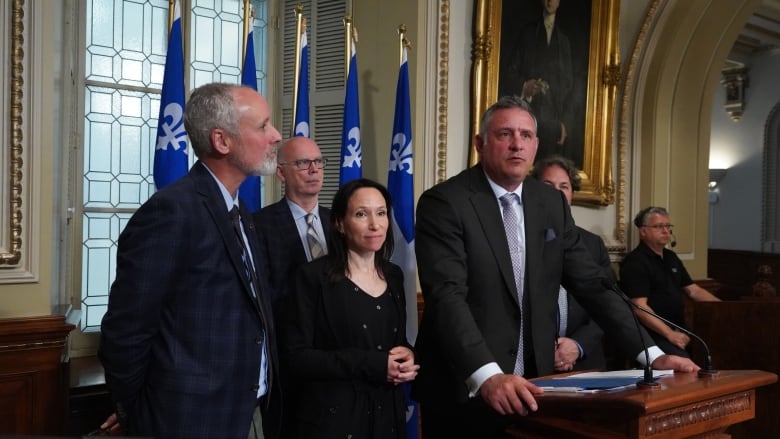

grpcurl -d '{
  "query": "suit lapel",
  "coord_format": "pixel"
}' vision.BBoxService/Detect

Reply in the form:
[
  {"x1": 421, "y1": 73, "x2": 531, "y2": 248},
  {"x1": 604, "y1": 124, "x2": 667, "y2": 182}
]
[
  {"x1": 521, "y1": 179, "x2": 546, "y2": 304},
  {"x1": 191, "y1": 162, "x2": 262, "y2": 315},
  {"x1": 240, "y1": 202, "x2": 272, "y2": 322},
  {"x1": 274, "y1": 201, "x2": 308, "y2": 262},
  {"x1": 467, "y1": 167, "x2": 520, "y2": 306}
]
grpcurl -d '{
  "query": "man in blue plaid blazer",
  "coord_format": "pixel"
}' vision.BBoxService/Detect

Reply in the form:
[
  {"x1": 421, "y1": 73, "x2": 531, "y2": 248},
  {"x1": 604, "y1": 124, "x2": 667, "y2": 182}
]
[{"x1": 100, "y1": 83, "x2": 282, "y2": 439}]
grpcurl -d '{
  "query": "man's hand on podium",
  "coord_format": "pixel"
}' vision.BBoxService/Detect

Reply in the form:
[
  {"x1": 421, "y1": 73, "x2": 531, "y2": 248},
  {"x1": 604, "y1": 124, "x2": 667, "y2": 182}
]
[
  {"x1": 651, "y1": 354, "x2": 701, "y2": 373},
  {"x1": 480, "y1": 374, "x2": 544, "y2": 416}
]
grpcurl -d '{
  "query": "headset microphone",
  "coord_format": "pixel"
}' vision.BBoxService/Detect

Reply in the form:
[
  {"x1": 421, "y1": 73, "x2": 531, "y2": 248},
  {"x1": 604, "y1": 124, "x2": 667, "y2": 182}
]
[{"x1": 670, "y1": 232, "x2": 677, "y2": 248}]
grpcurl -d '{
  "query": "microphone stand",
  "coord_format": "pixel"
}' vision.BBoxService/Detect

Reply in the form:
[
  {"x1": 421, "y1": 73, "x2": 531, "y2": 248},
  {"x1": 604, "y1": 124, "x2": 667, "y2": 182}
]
[
  {"x1": 602, "y1": 281, "x2": 659, "y2": 388},
  {"x1": 605, "y1": 281, "x2": 719, "y2": 378},
  {"x1": 628, "y1": 299, "x2": 718, "y2": 377}
]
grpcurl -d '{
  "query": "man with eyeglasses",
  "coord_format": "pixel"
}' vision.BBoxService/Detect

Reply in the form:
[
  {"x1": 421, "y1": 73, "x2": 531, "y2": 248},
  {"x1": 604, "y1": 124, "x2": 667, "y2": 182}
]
[
  {"x1": 619, "y1": 206, "x2": 720, "y2": 357},
  {"x1": 252, "y1": 135, "x2": 330, "y2": 437}
]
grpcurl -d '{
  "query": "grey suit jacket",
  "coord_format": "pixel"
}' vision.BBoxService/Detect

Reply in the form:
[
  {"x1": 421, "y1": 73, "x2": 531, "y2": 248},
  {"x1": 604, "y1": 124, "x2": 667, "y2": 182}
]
[
  {"x1": 413, "y1": 165, "x2": 651, "y2": 409},
  {"x1": 100, "y1": 161, "x2": 279, "y2": 439}
]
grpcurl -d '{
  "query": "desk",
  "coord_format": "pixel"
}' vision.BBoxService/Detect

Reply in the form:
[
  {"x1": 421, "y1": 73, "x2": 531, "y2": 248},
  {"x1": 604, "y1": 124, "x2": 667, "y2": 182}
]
[{"x1": 506, "y1": 370, "x2": 777, "y2": 439}]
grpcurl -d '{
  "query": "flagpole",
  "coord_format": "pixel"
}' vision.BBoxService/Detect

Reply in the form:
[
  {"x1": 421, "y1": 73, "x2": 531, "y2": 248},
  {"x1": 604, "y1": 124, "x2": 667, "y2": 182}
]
[
  {"x1": 398, "y1": 24, "x2": 413, "y2": 67},
  {"x1": 344, "y1": 0, "x2": 354, "y2": 77},
  {"x1": 167, "y1": 0, "x2": 175, "y2": 31},
  {"x1": 292, "y1": 4, "x2": 305, "y2": 136},
  {"x1": 343, "y1": 15, "x2": 353, "y2": 78},
  {"x1": 242, "y1": 0, "x2": 253, "y2": 65},
  {"x1": 398, "y1": 25, "x2": 405, "y2": 67}
]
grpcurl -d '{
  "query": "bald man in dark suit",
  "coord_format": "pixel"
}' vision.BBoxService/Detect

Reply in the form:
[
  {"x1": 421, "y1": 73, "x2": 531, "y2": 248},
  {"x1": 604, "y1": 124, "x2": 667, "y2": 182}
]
[
  {"x1": 253, "y1": 136, "x2": 331, "y2": 326},
  {"x1": 253, "y1": 136, "x2": 330, "y2": 438}
]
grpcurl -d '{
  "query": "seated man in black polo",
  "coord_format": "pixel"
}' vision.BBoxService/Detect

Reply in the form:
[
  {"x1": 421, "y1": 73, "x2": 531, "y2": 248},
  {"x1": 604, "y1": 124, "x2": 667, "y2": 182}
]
[{"x1": 619, "y1": 206, "x2": 720, "y2": 357}]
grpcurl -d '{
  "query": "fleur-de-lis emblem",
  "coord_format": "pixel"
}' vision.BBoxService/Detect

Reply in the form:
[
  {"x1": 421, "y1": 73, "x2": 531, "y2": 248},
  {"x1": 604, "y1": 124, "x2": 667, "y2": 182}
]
[
  {"x1": 295, "y1": 121, "x2": 310, "y2": 138},
  {"x1": 389, "y1": 133, "x2": 413, "y2": 175},
  {"x1": 342, "y1": 127, "x2": 362, "y2": 168},
  {"x1": 155, "y1": 102, "x2": 188, "y2": 152}
]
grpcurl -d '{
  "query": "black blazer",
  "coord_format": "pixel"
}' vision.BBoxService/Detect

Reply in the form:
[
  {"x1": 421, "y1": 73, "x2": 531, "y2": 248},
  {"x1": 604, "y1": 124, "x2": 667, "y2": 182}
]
[
  {"x1": 285, "y1": 258, "x2": 409, "y2": 438},
  {"x1": 253, "y1": 198, "x2": 331, "y2": 323},
  {"x1": 413, "y1": 165, "x2": 652, "y2": 410},
  {"x1": 100, "y1": 161, "x2": 280, "y2": 439},
  {"x1": 565, "y1": 226, "x2": 613, "y2": 371},
  {"x1": 253, "y1": 198, "x2": 331, "y2": 437}
]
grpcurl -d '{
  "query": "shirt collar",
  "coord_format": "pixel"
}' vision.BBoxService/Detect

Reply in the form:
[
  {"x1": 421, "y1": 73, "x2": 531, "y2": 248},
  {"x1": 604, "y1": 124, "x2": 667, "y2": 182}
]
[
  {"x1": 484, "y1": 171, "x2": 524, "y2": 204},
  {"x1": 286, "y1": 197, "x2": 320, "y2": 221},
  {"x1": 201, "y1": 162, "x2": 238, "y2": 211}
]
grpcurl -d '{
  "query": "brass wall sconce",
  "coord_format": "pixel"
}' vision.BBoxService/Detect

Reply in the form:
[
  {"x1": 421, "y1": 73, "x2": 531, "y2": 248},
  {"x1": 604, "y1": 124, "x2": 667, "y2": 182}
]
[{"x1": 720, "y1": 67, "x2": 748, "y2": 122}]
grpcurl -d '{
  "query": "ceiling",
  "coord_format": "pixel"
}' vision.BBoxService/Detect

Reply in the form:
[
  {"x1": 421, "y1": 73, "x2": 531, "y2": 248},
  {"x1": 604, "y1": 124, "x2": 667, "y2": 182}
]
[{"x1": 728, "y1": 0, "x2": 780, "y2": 65}]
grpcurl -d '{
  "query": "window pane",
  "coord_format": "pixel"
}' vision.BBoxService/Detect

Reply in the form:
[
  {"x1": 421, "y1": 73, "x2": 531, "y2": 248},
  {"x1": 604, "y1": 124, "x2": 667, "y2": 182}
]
[
  {"x1": 83, "y1": 86, "x2": 155, "y2": 209},
  {"x1": 86, "y1": 0, "x2": 167, "y2": 88},
  {"x1": 191, "y1": 0, "x2": 242, "y2": 85},
  {"x1": 80, "y1": 0, "x2": 269, "y2": 331},
  {"x1": 80, "y1": 212, "x2": 132, "y2": 332}
]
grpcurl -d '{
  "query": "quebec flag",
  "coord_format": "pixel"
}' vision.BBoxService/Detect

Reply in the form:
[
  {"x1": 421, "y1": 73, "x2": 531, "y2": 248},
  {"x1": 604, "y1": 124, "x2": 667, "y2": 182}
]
[
  {"x1": 239, "y1": 18, "x2": 263, "y2": 213},
  {"x1": 386, "y1": 45, "x2": 419, "y2": 439},
  {"x1": 153, "y1": 0, "x2": 188, "y2": 190},
  {"x1": 294, "y1": 29, "x2": 310, "y2": 138},
  {"x1": 339, "y1": 40, "x2": 362, "y2": 185}
]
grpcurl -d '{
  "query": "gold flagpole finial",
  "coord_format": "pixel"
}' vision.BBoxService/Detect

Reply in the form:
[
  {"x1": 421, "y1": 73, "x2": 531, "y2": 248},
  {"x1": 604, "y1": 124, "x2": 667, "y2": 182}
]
[
  {"x1": 397, "y1": 24, "x2": 413, "y2": 66},
  {"x1": 343, "y1": 15, "x2": 354, "y2": 78}
]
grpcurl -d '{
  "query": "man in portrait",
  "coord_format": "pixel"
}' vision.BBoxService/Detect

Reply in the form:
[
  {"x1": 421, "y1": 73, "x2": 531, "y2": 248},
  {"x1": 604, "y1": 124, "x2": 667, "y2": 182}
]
[{"x1": 499, "y1": 0, "x2": 588, "y2": 167}]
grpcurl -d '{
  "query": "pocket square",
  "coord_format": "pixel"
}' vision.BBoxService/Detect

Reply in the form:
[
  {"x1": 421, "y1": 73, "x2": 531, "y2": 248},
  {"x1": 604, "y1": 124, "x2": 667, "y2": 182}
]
[{"x1": 544, "y1": 228, "x2": 557, "y2": 241}]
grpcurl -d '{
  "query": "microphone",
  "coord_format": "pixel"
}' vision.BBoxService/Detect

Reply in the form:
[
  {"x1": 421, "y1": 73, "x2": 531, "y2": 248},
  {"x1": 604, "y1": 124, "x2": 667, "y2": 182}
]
[
  {"x1": 600, "y1": 280, "x2": 658, "y2": 388},
  {"x1": 603, "y1": 280, "x2": 718, "y2": 377},
  {"x1": 670, "y1": 232, "x2": 677, "y2": 248}
]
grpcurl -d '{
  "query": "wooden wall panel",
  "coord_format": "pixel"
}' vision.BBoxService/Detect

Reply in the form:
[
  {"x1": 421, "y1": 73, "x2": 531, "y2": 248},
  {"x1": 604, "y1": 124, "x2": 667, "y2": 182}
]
[
  {"x1": 0, "y1": 315, "x2": 74, "y2": 435},
  {"x1": 708, "y1": 249, "x2": 780, "y2": 300}
]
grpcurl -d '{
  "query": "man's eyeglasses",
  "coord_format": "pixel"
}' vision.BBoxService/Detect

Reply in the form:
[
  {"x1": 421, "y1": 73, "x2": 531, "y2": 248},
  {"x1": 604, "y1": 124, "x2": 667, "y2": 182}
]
[
  {"x1": 643, "y1": 224, "x2": 674, "y2": 230},
  {"x1": 279, "y1": 158, "x2": 327, "y2": 170}
]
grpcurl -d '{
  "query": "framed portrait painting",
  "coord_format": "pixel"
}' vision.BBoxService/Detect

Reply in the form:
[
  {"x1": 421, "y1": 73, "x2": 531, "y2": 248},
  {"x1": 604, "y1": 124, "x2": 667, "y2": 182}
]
[{"x1": 470, "y1": 0, "x2": 620, "y2": 206}]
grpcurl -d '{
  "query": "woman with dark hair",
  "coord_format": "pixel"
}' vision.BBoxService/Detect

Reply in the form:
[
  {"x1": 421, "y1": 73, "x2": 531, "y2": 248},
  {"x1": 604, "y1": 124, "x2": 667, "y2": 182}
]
[{"x1": 285, "y1": 178, "x2": 419, "y2": 439}]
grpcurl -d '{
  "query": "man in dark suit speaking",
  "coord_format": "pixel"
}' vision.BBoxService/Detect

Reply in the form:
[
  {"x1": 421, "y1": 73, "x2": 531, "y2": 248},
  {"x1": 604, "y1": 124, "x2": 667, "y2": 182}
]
[
  {"x1": 412, "y1": 95, "x2": 701, "y2": 438},
  {"x1": 100, "y1": 83, "x2": 282, "y2": 439}
]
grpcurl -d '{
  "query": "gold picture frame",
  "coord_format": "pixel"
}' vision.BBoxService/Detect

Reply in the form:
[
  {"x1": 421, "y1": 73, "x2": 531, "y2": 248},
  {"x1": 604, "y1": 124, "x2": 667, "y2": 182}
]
[
  {"x1": 2, "y1": 0, "x2": 25, "y2": 267},
  {"x1": 470, "y1": 0, "x2": 619, "y2": 206}
]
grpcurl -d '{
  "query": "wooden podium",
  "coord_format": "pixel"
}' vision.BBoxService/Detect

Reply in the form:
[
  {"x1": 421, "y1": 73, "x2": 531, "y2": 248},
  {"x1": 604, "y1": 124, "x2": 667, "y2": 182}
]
[{"x1": 506, "y1": 370, "x2": 777, "y2": 439}]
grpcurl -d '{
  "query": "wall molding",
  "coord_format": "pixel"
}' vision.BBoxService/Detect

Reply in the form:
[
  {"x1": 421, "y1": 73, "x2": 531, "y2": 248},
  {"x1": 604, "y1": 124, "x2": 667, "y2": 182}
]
[{"x1": 0, "y1": 0, "x2": 38, "y2": 282}]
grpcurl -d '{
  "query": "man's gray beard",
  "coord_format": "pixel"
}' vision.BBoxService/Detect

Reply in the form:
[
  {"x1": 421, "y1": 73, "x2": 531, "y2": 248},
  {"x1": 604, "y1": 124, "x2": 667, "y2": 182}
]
[{"x1": 253, "y1": 157, "x2": 277, "y2": 176}]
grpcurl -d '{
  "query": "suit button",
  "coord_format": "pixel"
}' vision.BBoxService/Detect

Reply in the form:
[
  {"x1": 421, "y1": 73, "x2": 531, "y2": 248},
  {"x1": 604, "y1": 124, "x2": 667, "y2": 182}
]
[
  {"x1": 329, "y1": 407, "x2": 337, "y2": 414},
  {"x1": 251, "y1": 384, "x2": 259, "y2": 392},
  {"x1": 255, "y1": 336, "x2": 263, "y2": 344}
]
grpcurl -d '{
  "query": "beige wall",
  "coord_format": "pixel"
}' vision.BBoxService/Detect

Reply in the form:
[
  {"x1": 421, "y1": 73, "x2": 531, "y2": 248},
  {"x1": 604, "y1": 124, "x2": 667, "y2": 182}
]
[
  {"x1": 625, "y1": 0, "x2": 760, "y2": 276},
  {"x1": 351, "y1": 0, "x2": 419, "y2": 183},
  {"x1": 0, "y1": 1, "x2": 62, "y2": 318}
]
